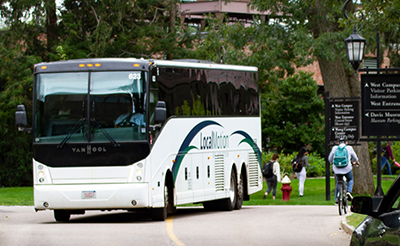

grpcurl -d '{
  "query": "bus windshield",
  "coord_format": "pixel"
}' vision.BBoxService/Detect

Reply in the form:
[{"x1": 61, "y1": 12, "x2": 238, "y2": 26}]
[{"x1": 34, "y1": 71, "x2": 147, "y2": 144}]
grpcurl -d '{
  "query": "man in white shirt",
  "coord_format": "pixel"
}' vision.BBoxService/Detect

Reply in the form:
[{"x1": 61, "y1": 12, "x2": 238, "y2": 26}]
[{"x1": 328, "y1": 140, "x2": 359, "y2": 203}]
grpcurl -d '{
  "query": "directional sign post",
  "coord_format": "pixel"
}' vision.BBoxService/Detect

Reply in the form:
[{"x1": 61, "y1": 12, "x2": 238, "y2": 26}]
[
  {"x1": 361, "y1": 73, "x2": 400, "y2": 197},
  {"x1": 330, "y1": 101, "x2": 359, "y2": 144},
  {"x1": 362, "y1": 74, "x2": 400, "y2": 136},
  {"x1": 324, "y1": 92, "x2": 360, "y2": 201}
]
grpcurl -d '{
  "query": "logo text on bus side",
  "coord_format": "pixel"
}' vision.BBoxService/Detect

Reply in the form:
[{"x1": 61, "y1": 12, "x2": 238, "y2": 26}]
[{"x1": 200, "y1": 131, "x2": 229, "y2": 150}]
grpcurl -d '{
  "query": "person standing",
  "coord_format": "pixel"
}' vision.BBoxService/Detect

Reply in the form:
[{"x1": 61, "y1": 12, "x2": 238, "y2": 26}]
[
  {"x1": 381, "y1": 142, "x2": 395, "y2": 175},
  {"x1": 328, "y1": 140, "x2": 359, "y2": 202},
  {"x1": 262, "y1": 153, "x2": 281, "y2": 200},
  {"x1": 294, "y1": 147, "x2": 309, "y2": 197}
]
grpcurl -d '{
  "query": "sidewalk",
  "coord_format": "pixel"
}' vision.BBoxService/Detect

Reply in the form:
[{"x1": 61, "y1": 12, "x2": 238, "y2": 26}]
[{"x1": 341, "y1": 212, "x2": 355, "y2": 235}]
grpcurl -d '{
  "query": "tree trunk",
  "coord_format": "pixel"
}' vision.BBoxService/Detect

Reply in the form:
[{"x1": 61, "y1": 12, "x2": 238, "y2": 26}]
[
  {"x1": 318, "y1": 56, "x2": 375, "y2": 195},
  {"x1": 45, "y1": 0, "x2": 58, "y2": 60},
  {"x1": 167, "y1": 1, "x2": 177, "y2": 60}
]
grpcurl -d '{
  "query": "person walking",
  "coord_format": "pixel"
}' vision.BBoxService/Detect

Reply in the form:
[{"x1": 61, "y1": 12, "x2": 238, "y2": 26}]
[
  {"x1": 294, "y1": 147, "x2": 309, "y2": 197},
  {"x1": 262, "y1": 153, "x2": 281, "y2": 200},
  {"x1": 381, "y1": 142, "x2": 394, "y2": 175},
  {"x1": 328, "y1": 140, "x2": 359, "y2": 203}
]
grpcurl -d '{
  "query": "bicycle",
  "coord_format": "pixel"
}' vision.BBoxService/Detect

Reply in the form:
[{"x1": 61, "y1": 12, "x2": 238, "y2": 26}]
[
  {"x1": 336, "y1": 175, "x2": 348, "y2": 216},
  {"x1": 336, "y1": 162, "x2": 359, "y2": 216}
]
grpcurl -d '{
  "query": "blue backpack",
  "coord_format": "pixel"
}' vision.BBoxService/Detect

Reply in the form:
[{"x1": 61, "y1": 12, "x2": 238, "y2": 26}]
[{"x1": 333, "y1": 145, "x2": 349, "y2": 168}]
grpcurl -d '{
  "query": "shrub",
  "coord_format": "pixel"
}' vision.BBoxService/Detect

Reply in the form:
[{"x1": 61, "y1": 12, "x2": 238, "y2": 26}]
[{"x1": 262, "y1": 151, "x2": 328, "y2": 178}]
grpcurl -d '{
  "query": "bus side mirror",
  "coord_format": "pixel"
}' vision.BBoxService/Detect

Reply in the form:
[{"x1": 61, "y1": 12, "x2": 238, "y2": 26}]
[
  {"x1": 154, "y1": 101, "x2": 166, "y2": 124},
  {"x1": 15, "y1": 105, "x2": 28, "y2": 127}
]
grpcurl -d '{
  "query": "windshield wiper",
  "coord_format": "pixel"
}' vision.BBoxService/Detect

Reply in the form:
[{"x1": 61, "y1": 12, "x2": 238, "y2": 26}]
[
  {"x1": 91, "y1": 118, "x2": 120, "y2": 147},
  {"x1": 57, "y1": 118, "x2": 86, "y2": 149}
]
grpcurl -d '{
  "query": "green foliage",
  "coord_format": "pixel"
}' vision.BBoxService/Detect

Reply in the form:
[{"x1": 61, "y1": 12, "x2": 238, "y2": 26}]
[
  {"x1": 369, "y1": 141, "x2": 400, "y2": 176},
  {"x1": 174, "y1": 96, "x2": 206, "y2": 116},
  {"x1": 0, "y1": 0, "x2": 197, "y2": 186},
  {"x1": 58, "y1": 0, "x2": 196, "y2": 59},
  {"x1": 262, "y1": 150, "x2": 328, "y2": 178},
  {"x1": 195, "y1": 14, "x2": 323, "y2": 155},
  {"x1": 0, "y1": 45, "x2": 39, "y2": 186},
  {"x1": 262, "y1": 71, "x2": 325, "y2": 154},
  {"x1": 196, "y1": 16, "x2": 314, "y2": 92}
]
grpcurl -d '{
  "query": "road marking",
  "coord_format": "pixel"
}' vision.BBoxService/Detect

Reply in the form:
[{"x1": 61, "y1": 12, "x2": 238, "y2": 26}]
[{"x1": 166, "y1": 216, "x2": 185, "y2": 246}]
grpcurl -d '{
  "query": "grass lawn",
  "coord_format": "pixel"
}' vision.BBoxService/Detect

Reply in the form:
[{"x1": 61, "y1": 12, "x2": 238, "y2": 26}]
[
  {"x1": 347, "y1": 213, "x2": 367, "y2": 228},
  {"x1": 0, "y1": 175, "x2": 397, "y2": 206},
  {"x1": 245, "y1": 175, "x2": 397, "y2": 206},
  {"x1": 0, "y1": 187, "x2": 34, "y2": 206}
]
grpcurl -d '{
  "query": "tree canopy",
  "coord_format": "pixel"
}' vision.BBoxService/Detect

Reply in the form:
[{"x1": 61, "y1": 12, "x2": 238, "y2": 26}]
[{"x1": 0, "y1": 0, "x2": 399, "y2": 194}]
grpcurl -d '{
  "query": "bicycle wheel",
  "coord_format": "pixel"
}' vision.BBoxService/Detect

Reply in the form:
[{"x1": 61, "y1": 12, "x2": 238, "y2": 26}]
[
  {"x1": 338, "y1": 182, "x2": 343, "y2": 216},
  {"x1": 342, "y1": 182, "x2": 348, "y2": 214}
]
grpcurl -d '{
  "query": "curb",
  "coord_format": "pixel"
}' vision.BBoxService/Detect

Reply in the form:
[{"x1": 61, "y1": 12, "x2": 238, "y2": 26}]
[{"x1": 341, "y1": 213, "x2": 355, "y2": 235}]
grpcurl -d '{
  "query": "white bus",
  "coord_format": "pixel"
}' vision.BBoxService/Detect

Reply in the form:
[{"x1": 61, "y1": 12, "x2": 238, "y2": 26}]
[{"x1": 16, "y1": 58, "x2": 262, "y2": 221}]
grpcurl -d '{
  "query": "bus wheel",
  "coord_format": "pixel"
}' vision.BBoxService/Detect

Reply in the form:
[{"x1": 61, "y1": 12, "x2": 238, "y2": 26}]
[
  {"x1": 203, "y1": 201, "x2": 218, "y2": 211},
  {"x1": 54, "y1": 210, "x2": 70, "y2": 222},
  {"x1": 235, "y1": 171, "x2": 244, "y2": 210},
  {"x1": 218, "y1": 169, "x2": 237, "y2": 211},
  {"x1": 151, "y1": 184, "x2": 169, "y2": 221}
]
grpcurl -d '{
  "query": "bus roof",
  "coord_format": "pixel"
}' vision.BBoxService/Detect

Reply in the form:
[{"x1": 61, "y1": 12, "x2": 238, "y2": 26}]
[
  {"x1": 153, "y1": 60, "x2": 258, "y2": 72},
  {"x1": 34, "y1": 58, "x2": 258, "y2": 73}
]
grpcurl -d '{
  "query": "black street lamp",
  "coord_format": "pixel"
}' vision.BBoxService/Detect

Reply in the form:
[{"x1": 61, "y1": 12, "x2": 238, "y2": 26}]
[{"x1": 344, "y1": 25, "x2": 366, "y2": 71}]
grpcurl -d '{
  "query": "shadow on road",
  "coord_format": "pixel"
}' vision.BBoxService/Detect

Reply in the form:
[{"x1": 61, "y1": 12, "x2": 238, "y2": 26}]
[{"x1": 47, "y1": 206, "x2": 250, "y2": 224}]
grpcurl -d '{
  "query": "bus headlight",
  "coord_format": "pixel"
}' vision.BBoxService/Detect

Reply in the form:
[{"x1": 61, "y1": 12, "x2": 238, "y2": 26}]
[
  {"x1": 34, "y1": 162, "x2": 51, "y2": 185},
  {"x1": 38, "y1": 171, "x2": 45, "y2": 183},
  {"x1": 136, "y1": 169, "x2": 143, "y2": 181}
]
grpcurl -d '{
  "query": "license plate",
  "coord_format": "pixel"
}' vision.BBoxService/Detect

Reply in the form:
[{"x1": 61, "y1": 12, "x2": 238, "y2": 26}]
[{"x1": 81, "y1": 191, "x2": 96, "y2": 199}]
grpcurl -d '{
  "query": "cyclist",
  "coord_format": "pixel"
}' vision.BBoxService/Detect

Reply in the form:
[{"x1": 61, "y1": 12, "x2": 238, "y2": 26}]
[{"x1": 328, "y1": 138, "x2": 359, "y2": 203}]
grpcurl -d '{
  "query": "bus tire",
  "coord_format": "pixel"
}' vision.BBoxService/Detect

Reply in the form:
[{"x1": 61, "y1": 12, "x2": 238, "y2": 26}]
[
  {"x1": 54, "y1": 210, "x2": 70, "y2": 222},
  {"x1": 151, "y1": 207, "x2": 167, "y2": 221},
  {"x1": 151, "y1": 179, "x2": 172, "y2": 221},
  {"x1": 218, "y1": 169, "x2": 237, "y2": 211},
  {"x1": 166, "y1": 176, "x2": 176, "y2": 215},
  {"x1": 203, "y1": 201, "x2": 218, "y2": 211},
  {"x1": 235, "y1": 170, "x2": 244, "y2": 210}
]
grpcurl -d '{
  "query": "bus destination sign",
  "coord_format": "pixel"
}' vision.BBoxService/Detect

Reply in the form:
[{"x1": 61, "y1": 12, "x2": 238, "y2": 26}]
[
  {"x1": 361, "y1": 74, "x2": 400, "y2": 136},
  {"x1": 330, "y1": 100, "x2": 359, "y2": 143}
]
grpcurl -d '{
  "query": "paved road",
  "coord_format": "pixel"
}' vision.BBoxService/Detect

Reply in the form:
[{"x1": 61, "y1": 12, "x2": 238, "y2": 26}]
[{"x1": 0, "y1": 205, "x2": 351, "y2": 246}]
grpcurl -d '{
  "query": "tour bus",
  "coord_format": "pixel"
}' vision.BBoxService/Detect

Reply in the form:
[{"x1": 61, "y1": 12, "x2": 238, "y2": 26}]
[{"x1": 16, "y1": 58, "x2": 262, "y2": 221}]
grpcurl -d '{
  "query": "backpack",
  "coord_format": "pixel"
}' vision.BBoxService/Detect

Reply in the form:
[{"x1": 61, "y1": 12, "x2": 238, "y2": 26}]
[
  {"x1": 262, "y1": 161, "x2": 274, "y2": 178},
  {"x1": 333, "y1": 145, "x2": 349, "y2": 168},
  {"x1": 291, "y1": 157, "x2": 303, "y2": 172}
]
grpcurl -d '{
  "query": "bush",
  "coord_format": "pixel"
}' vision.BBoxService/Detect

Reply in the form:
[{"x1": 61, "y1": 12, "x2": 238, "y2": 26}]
[{"x1": 262, "y1": 151, "x2": 329, "y2": 178}]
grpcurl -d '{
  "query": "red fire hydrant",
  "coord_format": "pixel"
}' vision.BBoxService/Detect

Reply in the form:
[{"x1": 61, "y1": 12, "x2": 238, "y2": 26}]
[{"x1": 281, "y1": 175, "x2": 292, "y2": 201}]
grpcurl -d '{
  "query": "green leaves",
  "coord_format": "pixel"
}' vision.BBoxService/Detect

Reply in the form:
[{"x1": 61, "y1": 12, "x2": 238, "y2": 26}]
[{"x1": 262, "y1": 72, "x2": 324, "y2": 154}]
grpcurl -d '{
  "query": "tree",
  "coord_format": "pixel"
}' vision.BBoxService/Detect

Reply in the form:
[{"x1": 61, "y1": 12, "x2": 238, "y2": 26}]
[
  {"x1": 0, "y1": 0, "x2": 197, "y2": 186},
  {"x1": 58, "y1": 0, "x2": 196, "y2": 59},
  {"x1": 196, "y1": 14, "x2": 323, "y2": 154},
  {"x1": 250, "y1": 0, "x2": 375, "y2": 195},
  {"x1": 0, "y1": 0, "x2": 49, "y2": 186},
  {"x1": 262, "y1": 72, "x2": 325, "y2": 154}
]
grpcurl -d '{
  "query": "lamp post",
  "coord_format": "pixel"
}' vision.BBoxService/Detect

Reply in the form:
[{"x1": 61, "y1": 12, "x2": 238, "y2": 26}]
[
  {"x1": 342, "y1": 0, "x2": 366, "y2": 71},
  {"x1": 344, "y1": 26, "x2": 366, "y2": 71},
  {"x1": 343, "y1": 1, "x2": 385, "y2": 202}
]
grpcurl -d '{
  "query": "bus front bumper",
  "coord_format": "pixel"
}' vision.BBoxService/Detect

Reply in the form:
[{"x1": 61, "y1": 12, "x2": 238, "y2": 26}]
[{"x1": 34, "y1": 183, "x2": 149, "y2": 211}]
